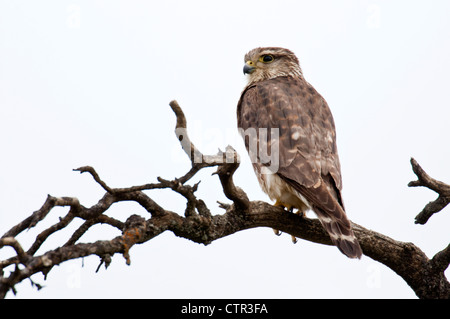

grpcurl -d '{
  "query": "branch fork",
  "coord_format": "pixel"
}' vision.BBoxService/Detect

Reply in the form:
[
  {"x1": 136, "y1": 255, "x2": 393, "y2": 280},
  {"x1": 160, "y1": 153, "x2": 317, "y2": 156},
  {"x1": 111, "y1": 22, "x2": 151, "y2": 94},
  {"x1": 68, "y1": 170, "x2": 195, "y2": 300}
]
[{"x1": 408, "y1": 157, "x2": 450, "y2": 224}]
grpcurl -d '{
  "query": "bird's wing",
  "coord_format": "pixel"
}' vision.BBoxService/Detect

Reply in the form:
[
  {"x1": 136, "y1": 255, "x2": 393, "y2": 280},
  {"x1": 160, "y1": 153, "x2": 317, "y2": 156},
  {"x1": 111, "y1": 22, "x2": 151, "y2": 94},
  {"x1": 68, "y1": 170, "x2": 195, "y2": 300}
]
[
  {"x1": 238, "y1": 76, "x2": 362, "y2": 258},
  {"x1": 238, "y1": 76, "x2": 342, "y2": 193}
]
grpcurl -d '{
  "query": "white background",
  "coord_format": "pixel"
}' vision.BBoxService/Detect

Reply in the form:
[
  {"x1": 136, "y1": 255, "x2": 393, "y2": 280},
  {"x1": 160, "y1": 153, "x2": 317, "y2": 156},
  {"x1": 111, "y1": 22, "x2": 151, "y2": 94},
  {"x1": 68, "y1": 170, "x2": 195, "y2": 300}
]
[{"x1": 1, "y1": 0, "x2": 449, "y2": 298}]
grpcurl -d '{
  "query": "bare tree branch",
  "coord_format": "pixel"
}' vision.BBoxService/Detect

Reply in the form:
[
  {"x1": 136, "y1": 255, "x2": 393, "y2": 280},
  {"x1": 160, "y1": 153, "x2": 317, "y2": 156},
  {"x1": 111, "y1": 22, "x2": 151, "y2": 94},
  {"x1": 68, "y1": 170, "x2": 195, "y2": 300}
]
[
  {"x1": 408, "y1": 157, "x2": 450, "y2": 224},
  {"x1": 1, "y1": 101, "x2": 449, "y2": 299},
  {"x1": 74, "y1": 166, "x2": 114, "y2": 194},
  {"x1": 431, "y1": 244, "x2": 450, "y2": 274}
]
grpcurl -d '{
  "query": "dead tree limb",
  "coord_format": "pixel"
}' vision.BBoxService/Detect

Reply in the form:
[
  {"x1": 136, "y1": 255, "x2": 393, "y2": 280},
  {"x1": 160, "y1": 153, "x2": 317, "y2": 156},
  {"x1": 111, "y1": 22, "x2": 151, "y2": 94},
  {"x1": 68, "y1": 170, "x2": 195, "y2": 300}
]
[
  {"x1": 408, "y1": 158, "x2": 450, "y2": 225},
  {"x1": 1, "y1": 101, "x2": 449, "y2": 299}
]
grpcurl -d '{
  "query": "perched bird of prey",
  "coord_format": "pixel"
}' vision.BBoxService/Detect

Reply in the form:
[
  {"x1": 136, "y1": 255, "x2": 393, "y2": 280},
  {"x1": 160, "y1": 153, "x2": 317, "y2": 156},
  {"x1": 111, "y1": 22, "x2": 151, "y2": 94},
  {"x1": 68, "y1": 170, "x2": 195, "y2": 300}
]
[{"x1": 237, "y1": 47, "x2": 362, "y2": 258}]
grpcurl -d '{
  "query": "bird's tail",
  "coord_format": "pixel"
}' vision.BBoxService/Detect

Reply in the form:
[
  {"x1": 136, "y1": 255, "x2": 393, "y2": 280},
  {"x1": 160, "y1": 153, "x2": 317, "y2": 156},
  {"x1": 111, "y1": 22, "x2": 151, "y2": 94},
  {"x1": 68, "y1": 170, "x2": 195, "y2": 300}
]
[
  {"x1": 279, "y1": 174, "x2": 363, "y2": 259},
  {"x1": 314, "y1": 206, "x2": 362, "y2": 259}
]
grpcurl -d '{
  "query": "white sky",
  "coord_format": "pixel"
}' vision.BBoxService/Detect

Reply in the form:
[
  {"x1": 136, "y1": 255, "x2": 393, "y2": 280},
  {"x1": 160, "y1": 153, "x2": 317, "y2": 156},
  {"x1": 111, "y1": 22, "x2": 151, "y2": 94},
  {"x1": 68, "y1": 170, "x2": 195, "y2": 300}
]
[{"x1": 1, "y1": 0, "x2": 449, "y2": 299}]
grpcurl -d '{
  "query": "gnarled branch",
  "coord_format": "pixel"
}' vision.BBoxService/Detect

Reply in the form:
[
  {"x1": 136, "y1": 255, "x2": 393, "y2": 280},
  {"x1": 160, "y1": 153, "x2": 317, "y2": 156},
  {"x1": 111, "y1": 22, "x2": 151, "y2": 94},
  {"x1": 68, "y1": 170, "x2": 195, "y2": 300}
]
[
  {"x1": 408, "y1": 158, "x2": 450, "y2": 224},
  {"x1": 1, "y1": 101, "x2": 449, "y2": 299}
]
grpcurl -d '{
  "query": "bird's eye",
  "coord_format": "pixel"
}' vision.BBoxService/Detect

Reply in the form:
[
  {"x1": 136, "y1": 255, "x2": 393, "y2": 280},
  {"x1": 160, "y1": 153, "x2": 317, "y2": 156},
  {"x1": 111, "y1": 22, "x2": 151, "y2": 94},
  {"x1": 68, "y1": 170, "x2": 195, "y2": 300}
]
[{"x1": 260, "y1": 55, "x2": 274, "y2": 63}]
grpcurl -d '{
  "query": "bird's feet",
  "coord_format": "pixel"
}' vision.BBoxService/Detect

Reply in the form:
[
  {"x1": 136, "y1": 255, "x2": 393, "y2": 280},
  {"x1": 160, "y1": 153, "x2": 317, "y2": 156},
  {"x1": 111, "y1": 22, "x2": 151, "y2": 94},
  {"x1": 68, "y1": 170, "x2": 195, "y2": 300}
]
[
  {"x1": 290, "y1": 209, "x2": 306, "y2": 244},
  {"x1": 274, "y1": 199, "x2": 293, "y2": 213},
  {"x1": 291, "y1": 235, "x2": 297, "y2": 244},
  {"x1": 273, "y1": 200, "x2": 299, "y2": 243},
  {"x1": 273, "y1": 200, "x2": 290, "y2": 237}
]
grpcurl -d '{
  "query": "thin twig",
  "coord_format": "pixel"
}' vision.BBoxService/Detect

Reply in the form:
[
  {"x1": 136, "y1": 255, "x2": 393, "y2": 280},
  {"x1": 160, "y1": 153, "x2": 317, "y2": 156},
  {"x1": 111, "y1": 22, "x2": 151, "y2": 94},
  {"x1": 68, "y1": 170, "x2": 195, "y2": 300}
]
[
  {"x1": 74, "y1": 166, "x2": 114, "y2": 194},
  {"x1": 0, "y1": 238, "x2": 28, "y2": 265}
]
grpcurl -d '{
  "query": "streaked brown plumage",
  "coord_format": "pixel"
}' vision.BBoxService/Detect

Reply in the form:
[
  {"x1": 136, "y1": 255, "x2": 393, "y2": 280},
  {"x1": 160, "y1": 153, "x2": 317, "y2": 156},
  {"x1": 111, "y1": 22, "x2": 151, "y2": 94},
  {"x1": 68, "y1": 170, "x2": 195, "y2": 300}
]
[{"x1": 237, "y1": 47, "x2": 362, "y2": 258}]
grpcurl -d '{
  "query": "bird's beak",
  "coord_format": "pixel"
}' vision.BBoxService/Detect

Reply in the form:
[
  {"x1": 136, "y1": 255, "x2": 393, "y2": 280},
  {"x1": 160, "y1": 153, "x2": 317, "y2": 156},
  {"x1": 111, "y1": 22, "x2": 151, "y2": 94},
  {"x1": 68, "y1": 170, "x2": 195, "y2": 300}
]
[{"x1": 243, "y1": 61, "x2": 256, "y2": 74}]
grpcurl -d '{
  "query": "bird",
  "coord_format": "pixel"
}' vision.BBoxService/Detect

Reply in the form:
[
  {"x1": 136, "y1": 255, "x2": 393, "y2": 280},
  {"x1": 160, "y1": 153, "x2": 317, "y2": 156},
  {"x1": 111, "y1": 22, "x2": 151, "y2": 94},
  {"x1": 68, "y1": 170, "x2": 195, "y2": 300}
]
[{"x1": 237, "y1": 47, "x2": 362, "y2": 259}]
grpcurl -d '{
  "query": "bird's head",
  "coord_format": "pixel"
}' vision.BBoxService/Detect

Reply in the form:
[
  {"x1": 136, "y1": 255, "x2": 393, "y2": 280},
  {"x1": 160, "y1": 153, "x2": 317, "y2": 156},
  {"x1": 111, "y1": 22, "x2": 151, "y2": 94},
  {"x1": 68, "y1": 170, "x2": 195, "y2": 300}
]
[{"x1": 243, "y1": 47, "x2": 303, "y2": 85}]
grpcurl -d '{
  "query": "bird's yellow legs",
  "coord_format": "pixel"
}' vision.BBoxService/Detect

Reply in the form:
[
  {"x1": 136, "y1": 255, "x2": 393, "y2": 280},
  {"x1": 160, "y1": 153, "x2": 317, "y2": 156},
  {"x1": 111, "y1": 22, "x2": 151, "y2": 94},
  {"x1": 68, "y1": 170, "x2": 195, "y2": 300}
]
[
  {"x1": 290, "y1": 210, "x2": 305, "y2": 244},
  {"x1": 273, "y1": 199, "x2": 302, "y2": 244},
  {"x1": 272, "y1": 200, "x2": 288, "y2": 236}
]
